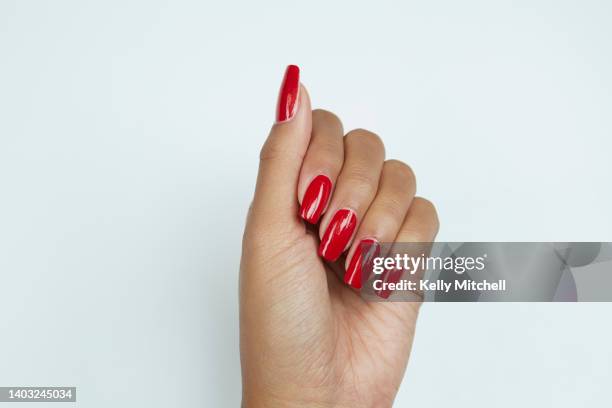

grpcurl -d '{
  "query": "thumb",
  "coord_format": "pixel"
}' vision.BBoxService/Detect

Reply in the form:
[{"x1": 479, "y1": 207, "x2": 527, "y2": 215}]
[{"x1": 251, "y1": 65, "x2": 312, "y2": 225}]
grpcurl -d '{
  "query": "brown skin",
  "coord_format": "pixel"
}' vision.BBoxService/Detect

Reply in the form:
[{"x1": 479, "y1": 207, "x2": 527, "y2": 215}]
[{"x1": 240, "y1": 85, "x2": 439, "y2": 407}]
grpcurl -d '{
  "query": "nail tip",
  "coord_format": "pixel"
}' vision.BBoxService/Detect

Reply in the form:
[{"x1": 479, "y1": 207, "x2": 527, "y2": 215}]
[
  {"x1": 376, "y1": 289, "x2": 392, "y2": 299},
  {"x1": 318, "y1": 247, "x2": 337, "y2": 262},
  {"x1": 275, "y1": 64, "x2": 300, "y2": 122},
  {"x1": 299, "y1": 209, "x2": 319, "y2": 225},
  {"x1": 318, "y1": 208, "x2": 357, "y2": 263},
  {"x1": 307, "y1": 216, "x2": 320, "y2": 225},
  {"x1": 344, "y1": 277, "x2": 361, "y2": 290},
  {"x1": 298, "y1": 206, "x2": 308, "y2": 221},
  {"x1": 343, "y1": 270, "x2": 352, "y2": 284},
  {"x1": 322, "y1": 253, "x2": 337, "y2": 262}
]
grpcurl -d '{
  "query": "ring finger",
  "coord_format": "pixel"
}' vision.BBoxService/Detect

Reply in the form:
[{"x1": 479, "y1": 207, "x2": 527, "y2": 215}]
[{"x1": 343, "y1": 160, "x2": 416, "y2": 289}]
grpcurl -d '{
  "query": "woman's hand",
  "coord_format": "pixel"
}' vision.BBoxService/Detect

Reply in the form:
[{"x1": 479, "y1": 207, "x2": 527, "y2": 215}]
[{"x1": 240, "y1": 66, "x2": 439, "y2": 407}]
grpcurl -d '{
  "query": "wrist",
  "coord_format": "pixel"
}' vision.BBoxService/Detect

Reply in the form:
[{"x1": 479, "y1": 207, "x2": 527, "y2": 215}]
[{"x1": 241, "y1": 384, "x2": 340, "y2": 408}]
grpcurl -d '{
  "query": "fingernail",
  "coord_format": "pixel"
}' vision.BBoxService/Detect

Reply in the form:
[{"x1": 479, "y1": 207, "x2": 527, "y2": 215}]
[
  {"x1": 276, "y1": 65, "x2": 300, "y2": 123},
  {"x1": 376, "y1": 267, "x2": 404, "y2": 299},
  {"x1": 318, "y1": 208, "x2": 357, "y2": 262},
  {"x1": 299, "y1": 175, "x2": 332, "y2": 224},
  {"x1": 344, "y1": 238, "x2": 380, "y2": 290}
]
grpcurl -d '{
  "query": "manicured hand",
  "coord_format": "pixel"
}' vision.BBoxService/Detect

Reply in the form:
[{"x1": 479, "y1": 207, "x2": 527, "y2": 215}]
[{"x1": 240, "y1": 65, "x2": 439, "y2": 407}]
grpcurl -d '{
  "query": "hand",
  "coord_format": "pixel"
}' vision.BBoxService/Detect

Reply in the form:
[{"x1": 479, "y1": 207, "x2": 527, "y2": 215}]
[{"x1": 240, "y1": 66, "x2": 439, "y2": 407}]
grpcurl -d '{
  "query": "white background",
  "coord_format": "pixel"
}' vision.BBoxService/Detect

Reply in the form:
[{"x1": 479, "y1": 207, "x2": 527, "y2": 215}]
[{"x1": 1, "y1": 1, "x2": 611, "y2": 406}]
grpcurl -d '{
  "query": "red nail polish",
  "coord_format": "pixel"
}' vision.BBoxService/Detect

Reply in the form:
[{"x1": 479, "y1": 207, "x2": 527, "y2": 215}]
[
  {"x1": 318, "y1": 209, "x2": 357, "y2": 262},
  {"x1": 299, "y1": 175, "x2": 332, "y2": 224},
  {"x1": 276, "y1": 65, "x2": 300, "y2": 122},
  {"x1": 344, "y1": 238, "x2": 380, "y2": 290},
  {"x1": 376, "y1": 267, "x2": 404, "y2": 299}
]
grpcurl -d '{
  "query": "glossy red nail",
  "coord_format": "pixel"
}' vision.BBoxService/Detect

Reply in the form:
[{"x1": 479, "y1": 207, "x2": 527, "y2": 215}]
[
  {"x1": 299, "y1": 175, "x2": 332, "y2": 224},
  {"x1": 318, "y1": 209, "x2": 357, "y2": 262},
  {"x1": 276, "y1": 65, "x2": 300, "y2": 122},
  {"x1": 344, "y1": 239, "x2": 381, "y2": 290},
  {"x1": 376, "y1": 267, "x2": 404, "y2": 299}
]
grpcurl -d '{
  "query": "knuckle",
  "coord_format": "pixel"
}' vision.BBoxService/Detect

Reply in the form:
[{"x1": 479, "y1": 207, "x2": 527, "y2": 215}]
[
  {"x1": 412, "y1": 197, "x2": 440, "y2": 232},
  {"x1": 259, "y1": 138, "x2": 300, "y2": 163},
  {"x1": 383, "y1": 160, "x2": 417, "y2": 196},
  {"x1": 385, "y1": 160, "x2": 416, "y2": 183},
  {"x1": 259, "y1": 143, "x2": 283, "y2": 162},
  {"x1": 377, "y1": 195, "x2": 408, "y2": 220},
  {"x1": 316, "y1": 149, "x2": 343, "y2": 172},
  {"x1": 413, "y1": 196, "x2": 437, "y2": 215},
  {"x1": 345, "y1": 128, "x2": 385, "y2": 157},
  {"x1": 314, "y1": 136, "x2": 343, "y2": 162},
  {"x1": 312, "y1": 109, "x2": 343, "y2": 132},
  {"x1": 345, "y1": 170, "x2": 379, "y2": 197},
  {"x1": 401, "y1": 228, "x2": 432, "y2": 243}
]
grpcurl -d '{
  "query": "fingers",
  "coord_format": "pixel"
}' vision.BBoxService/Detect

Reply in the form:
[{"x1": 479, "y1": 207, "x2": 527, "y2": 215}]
[
  {"x1": 375, "y1": 197, "x2": 440, "y2": 299},
  {"x1": 250, "y1": 66, "x2": 439, "y2": 295},
  {"x1": 318, "y1": 129, "x2": 386, "y2": 261},
  {"x1": 297, "y1": 110, "x2": 344, "y2": 224},
  {"x1": 395, "y1": 197, "x2": 439, "y2": 244},
  {"x1": 343, "y1": 160, "x2": 417, "y2": 289},
  {"x1": 252, "y1": 66, "x2": 313, "y2": 224}
]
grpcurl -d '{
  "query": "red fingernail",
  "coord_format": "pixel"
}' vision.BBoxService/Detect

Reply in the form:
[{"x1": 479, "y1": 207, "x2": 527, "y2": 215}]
[
  {"x1": 376, "y1": 267, "x2": 404, "y2": 299},
  {"x1": 318, "y1": 209, "x2": 357, "y2": 262},
  {"x1": 276, "y1": 65, "x2": 300, "y2": 122},
  {"x1": 299, "y1": 175, "x2": 332, "y2": 224},
  {"x1": 344, "y1": 239, "x2": 380, "y2": 290}
]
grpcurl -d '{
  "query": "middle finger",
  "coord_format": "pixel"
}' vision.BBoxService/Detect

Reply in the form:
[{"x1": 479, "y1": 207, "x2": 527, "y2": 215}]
[{"x1": 318, "y1": 129, "x2": 385, "y2": 262}]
